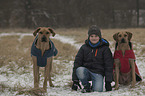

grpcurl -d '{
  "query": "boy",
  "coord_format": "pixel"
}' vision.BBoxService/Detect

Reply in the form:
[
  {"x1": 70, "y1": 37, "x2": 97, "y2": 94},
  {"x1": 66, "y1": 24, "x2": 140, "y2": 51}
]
[{"x1": 72, "y1": 25, "x2": 113, "y2": 92}]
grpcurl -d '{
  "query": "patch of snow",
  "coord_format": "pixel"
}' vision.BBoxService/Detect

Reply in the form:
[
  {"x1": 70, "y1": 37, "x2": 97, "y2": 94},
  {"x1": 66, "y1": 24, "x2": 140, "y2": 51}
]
[
  {"x1": 0, "y1": 33, "x2": 145, "y2": 96},
  {"x1": 52, "y1": 34, "x2": 82, "y2": 50}
]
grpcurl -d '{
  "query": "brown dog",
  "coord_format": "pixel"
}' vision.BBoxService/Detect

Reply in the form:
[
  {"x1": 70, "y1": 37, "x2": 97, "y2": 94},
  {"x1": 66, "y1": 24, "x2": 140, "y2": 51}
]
[
  {"x1": 31, "y1": 27, "x2": 57, "y2": 92},
  {"x1": 113, "y1": 32, "x2": 142, "y2": 90}
]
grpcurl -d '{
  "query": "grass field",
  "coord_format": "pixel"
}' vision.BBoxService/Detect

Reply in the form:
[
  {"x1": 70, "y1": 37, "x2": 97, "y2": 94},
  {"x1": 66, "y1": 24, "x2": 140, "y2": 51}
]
[{"x1": 0, "y1": 28, "x2": 145, "y2": 95}]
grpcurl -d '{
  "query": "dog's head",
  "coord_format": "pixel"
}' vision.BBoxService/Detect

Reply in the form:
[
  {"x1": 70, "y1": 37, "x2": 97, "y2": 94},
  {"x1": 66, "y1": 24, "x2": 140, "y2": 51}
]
[
  {"x1": 33, "y1": 27, "x2": 55, "y2": 42},
  {"x1": 113, "y1": 32, "x2": 132, "y2": 43}
]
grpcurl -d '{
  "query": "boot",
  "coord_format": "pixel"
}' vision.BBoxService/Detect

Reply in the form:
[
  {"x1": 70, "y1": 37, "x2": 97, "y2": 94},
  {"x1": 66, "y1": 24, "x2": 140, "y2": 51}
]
[{"x1": 81, "y1": 83, "x2": 91, "y2": 93}]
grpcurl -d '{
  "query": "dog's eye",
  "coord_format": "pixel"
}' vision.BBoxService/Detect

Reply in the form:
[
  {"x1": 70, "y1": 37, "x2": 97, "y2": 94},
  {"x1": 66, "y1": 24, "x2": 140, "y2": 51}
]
[
  {"x1": 118, "y1": 35, "x2": 121, "y2": 37},
  {"x1": 39, "y1": 32, "x2": 43, "y2": 34},
  {"x1": 46, "y1": 32, "x2": 50, "y2": 34},
  {"x1": 124, "y1": 34, "x2": 127, "y2": 37}
]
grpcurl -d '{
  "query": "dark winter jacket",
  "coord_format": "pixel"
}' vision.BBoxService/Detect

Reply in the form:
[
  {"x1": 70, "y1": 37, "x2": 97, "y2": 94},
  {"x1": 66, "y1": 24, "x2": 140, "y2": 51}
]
[{"x1": 72, "y1": 38, "x2": 113, "y2": 83}]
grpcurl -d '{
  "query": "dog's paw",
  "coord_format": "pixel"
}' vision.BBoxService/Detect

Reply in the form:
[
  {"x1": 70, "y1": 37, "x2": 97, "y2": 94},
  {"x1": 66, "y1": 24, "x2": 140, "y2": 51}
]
[
  {"x1": 130, "y1": 81, "x2": 136, "y2": 88},
  {"x1": 114, "y1": 86, "x2": 119, "y2": 90},
  {"x1": 130, "y1": 84, "x2": 135, "y2": 88},
  {"x1": 40, "y1": 88, "x2": 47, "y2": 93},
  {"x1": 50, "y1": 84, "x2": 54, "y2": 87}
]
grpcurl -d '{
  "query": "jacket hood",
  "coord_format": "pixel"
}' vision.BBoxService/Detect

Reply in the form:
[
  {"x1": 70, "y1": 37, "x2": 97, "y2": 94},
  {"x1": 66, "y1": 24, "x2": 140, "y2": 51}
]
[{"x1": 85, "y1": 38, "x2": 109, "y2": 48}]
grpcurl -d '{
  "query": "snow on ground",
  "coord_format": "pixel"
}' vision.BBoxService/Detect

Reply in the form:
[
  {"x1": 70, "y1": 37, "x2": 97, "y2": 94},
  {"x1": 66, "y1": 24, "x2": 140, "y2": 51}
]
[
  {"x1": 52, "y1": 34, "x2": 82, "y2": 50},
  {"x1": 0, "y1": 33, "x2": 145, "y2": 96}
]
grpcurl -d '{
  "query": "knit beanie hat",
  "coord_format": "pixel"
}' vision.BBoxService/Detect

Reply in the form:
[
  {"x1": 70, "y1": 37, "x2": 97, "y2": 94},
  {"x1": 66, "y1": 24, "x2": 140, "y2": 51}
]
[{"x1": 88, "y1": 25, "x2": 101, "y2": 38}]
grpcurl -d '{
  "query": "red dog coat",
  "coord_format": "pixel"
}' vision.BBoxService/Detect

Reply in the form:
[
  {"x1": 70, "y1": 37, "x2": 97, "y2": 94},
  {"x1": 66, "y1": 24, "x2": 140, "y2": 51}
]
[{"x1": 113, "y1": 50, "x2": 142, "y2": 81}]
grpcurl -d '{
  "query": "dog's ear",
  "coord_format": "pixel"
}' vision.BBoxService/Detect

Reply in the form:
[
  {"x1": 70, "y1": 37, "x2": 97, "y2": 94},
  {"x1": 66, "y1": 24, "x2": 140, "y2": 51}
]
[
  {"x1": 126, "y1": 32, "x2": 132, "y2": 41},
  {"x1": 33, "y1": 27, "x2": 41, "y2": 36},
  {"x1": 113, "y1": 32, "x2": 119, "y2": 42},
  {"x1": 48, "y1": 27, "x2": 55, "y2": 37}
]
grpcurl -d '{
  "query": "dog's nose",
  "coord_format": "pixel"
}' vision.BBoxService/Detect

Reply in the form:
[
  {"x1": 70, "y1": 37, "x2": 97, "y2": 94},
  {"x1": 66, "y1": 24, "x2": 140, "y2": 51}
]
[
  {"x1": 41, "y1": 35, "x2": 47, "y2": 42},
  {"x1": 121, "y1": 38, "x2": 125, "y2": 43}
]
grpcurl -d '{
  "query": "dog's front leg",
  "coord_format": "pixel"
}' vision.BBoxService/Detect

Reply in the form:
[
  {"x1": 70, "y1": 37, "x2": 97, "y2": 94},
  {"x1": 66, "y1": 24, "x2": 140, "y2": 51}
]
[
  {"x1": 32, "y1": 56, "x2": 40, "y2": 88},
  {"x1": 114, "y1": 59, "x2": 120, "y2": 90},
  {"x1": 47, "y1": 58, "x2": 54, "y2": 87},
  {"x1": 43, "y1": 65, "x2": 49, "y2": 92},
  {"x1": 48, "y1": 58, "x2": 54, "y2": 87},
  {"x1": 129, "y1": 59, "x2": 136, "y2": 88},
  {"x1": 43, "y1": 58, "x2": 54, "y2": 92}
]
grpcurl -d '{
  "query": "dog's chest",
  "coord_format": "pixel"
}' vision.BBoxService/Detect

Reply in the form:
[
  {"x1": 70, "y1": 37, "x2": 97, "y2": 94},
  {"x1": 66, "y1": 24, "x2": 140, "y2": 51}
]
[
  {"x1": 114, "y1": 50, "x2": 135, "y2": 73},
  {"x1": 31, "y1": 39, "x2": 58, "y2": 67}
]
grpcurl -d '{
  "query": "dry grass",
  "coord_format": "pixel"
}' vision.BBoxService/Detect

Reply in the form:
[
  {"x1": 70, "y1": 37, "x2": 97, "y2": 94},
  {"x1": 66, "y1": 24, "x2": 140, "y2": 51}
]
[
  {"x1": 17, "y1": 88, "x2": 46, "y2": 96},
  {"x1": 141, "y1": 47, "x2": 145, "y2": 56},
  {"x1": 0, "y1": 36, "x2": 77, "y2": 73},
  {"x1": 0, "y1": 27, "x2": 145, "y2": 68},
  {"x1": 0, "y1": 27, "x2": 144, "y2": 67},
  {"x1": 0, "y1": 34, "x2": 77, "y2": 95},
  {"x1": 56, "y1": 28, "x2": 145, "y2": 55},
  {"x1": 102, "y1": 28, "x2": 145, "y2": 43},
  {"x1": 1, "y1": 27, "x2": 144, "y2": 43},
  {"x1": 50, "y1": 39, "x2": 77, "y2": 76},
  {"x1": 0, "y1": 36, "x2": 32, "y2": 68},
  {"x1": 0, "y1": 28, "x2": 145, "y2": 95},
  {"x1": 56, "y1": 28, "x2": 145, "y2": 44},
  {"x1": 56, "y1": 28, "x2": 88, "y2": 43},
  {"x1": 53, "y1": 39, "x2": 77, "y2": 60}
]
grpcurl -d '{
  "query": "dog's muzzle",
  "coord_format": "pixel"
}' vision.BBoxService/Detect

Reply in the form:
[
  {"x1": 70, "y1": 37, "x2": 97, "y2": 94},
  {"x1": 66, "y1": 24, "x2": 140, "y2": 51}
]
[
  {"x1": 41, "y1": 35, "x2": 47, "y2": 42},
  {"x1": 121, "y1": 38, "x2": 126, "y2": 43}
]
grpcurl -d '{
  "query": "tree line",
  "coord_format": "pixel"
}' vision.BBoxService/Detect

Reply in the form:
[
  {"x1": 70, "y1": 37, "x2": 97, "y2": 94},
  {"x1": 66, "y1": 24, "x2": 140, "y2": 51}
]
[{"x1": 0, "y1": 0, "x2": 145, "y2": 29}]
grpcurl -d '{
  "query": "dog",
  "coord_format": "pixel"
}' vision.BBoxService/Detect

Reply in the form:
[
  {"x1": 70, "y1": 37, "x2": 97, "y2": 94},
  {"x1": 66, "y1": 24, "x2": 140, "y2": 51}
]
[
  {"x1": 31, "y1": 27, "x2": 58, "y2": 92},
  {"x1": 113, "y1": 32, "x2": 142, "y2": 90}
]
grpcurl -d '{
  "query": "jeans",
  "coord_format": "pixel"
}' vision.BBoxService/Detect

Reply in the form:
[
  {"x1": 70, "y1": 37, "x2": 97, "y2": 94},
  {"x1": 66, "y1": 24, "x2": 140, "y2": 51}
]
[{"x1": 76, "y1": 67, "x2": 104, "y2": 92}]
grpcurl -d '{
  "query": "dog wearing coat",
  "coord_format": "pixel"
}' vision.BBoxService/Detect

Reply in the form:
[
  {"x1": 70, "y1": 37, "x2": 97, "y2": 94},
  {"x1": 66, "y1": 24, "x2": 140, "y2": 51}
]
[
  {"x1": 31, "y1": 27, "x2": 58, "y2": 92},
  {"x1": 113, "y1": 32, "x2": 142, "y2": 90}
]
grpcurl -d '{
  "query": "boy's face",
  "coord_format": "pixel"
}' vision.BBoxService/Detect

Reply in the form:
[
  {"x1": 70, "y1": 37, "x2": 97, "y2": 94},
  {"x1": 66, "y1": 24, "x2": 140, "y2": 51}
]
[{"x1": 89, "y1": 34, "x2": 100, "y2": 44}]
